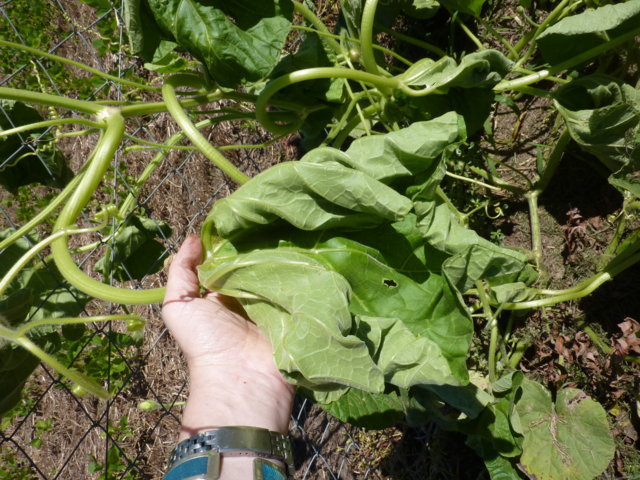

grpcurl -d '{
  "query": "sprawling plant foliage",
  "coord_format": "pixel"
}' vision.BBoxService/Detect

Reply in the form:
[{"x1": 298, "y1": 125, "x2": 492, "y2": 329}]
[{"x1": 1, "y1": 0, "x2": 639, "y2": 478}]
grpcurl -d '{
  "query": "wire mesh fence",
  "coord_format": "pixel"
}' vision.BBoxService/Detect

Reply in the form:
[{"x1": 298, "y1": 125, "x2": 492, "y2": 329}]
[{"x1": 0, "y1": 1, "x2": 469, "y2": 479}]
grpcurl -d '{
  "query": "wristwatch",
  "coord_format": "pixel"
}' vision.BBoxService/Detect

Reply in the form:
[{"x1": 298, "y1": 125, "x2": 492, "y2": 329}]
[{"x1": 163, "y1": 426, "x2": 293, "y2": 480}]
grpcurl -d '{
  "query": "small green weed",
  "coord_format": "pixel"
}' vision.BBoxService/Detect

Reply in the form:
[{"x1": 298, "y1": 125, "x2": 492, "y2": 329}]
[{"x1": 88, "y1": 416, "x2": 141, "y2": 480}]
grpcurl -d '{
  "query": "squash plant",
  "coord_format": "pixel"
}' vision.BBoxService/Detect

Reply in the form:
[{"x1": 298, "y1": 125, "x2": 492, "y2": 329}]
[{"x1": 1, "y1": 0, "x2": 639, "y2": 478}]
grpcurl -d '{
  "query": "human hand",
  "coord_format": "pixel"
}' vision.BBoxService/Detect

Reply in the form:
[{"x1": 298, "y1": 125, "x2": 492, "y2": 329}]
[{"x1": 162, "y1": 235, "x2": 294, "y2": 438}]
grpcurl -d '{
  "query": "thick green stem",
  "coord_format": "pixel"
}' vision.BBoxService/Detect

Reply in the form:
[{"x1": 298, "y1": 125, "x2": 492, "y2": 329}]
[
  {"x1": 525, "y1": 191, "x2": 544, "y2": 275},
  {"x1": 0, "y1": 87, "x2": 101, "y2": 114},
  {"x1": 50, "y1": 109, "x2": 165, "y2": 304},
  {"x1": 256, "y1": 68, "x2": 398, "y2": 134},
  {"x1": 292, "y1": 1, "x2": 342, "y2": 55},
  {"x1": 477, "y1": 281, "x2": 499, "y2": 383},
  {"x1": 119, "y1": 91, "x2": 228, "y2": 118},
  {"x1": 0, "y1": 39, "x2": 158, "y2": 92},
  {"x1": 162, "y1": 76, "x2": 249, "y2": 186},
  {"x1": 456, "y1": 17, "x2": 484, "y2": 51},
  {"x1": 508, "y1": 336, "x2": 533, "y2": 368},
  {"x1": 360, "y1": 0, "x2": 384, "y2": 76}
]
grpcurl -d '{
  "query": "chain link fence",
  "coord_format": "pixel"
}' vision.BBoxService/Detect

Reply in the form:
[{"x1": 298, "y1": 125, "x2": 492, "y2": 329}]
[{"x1": 0, "y1": 1, "x2": 469, "y2": 479}]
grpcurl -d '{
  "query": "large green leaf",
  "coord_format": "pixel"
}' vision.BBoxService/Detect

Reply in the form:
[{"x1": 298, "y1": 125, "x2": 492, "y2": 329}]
[
  {"x1": 199, "y1": 238, "x2": 465, "y2": 393},
  {"x1": 123, "y1": 0, "x2": 168, "y2": 60},
  {"x1": 399, "y1": 50, "x2": 512, "y2": 93},
  {"x1": 414, "y1": 199, "x2": 536, "y2": 293},
  {"x1": 536, "y1": 0, "x2": 640, "y2": 66},
  {"x1": 388, "y1": 87, "x2": 495, "y2": 136},
  {"x1": 0, "y1": 100, "x2": 71, "y2": 193},
  {"x1": 554, "y1": 75, "x2": 640, "y2": 173},
  {"x1": 319, "y1": 388, "x2": 406, "y2": 428},
  {"x1": 202, "y1": 115, "x2": 460, "y2": 240},
  {"x1": 515, "y1": 379, "x2": 615, "y2": 480},
  {"x1": 0, "y1": 344, "x2": 40, "y2": 416},
  {"x1": 204, "y1": 157, "x2": 413, "y2": 239},
  {"x1": 145, "y1": 0, "x2": 293, "y2": 87}
]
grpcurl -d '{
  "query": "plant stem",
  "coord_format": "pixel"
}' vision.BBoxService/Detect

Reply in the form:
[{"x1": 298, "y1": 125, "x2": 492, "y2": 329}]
[
  {"x1": 0, "y1": 213, "x2": 112, "y2": 297},
  {"x1": 455, "y1": 17, "x2": 484, "y2": 50},
  {"x1": 496, "y1": 26, "x2": 640, "y2": 92},
  {"x1": 292, "y1": 1, "x2": 342, "y2": 55},
  {"x1": 119, "y1": 91, "x2": 227, "y2": 117},
  {"x1": 0, "y1": 118, "x2": 101, "y2": 139},
  {"x1": 332, "y1": 102, "x2": 383, "y2": 148},
  {"x1": 360, "y1": 0, "x2": 384, "y2": 76},
  {"x1": 376, "y1": 24, "x2": 446, "y2": 57},
  {"x1": 50, "y1": 108, "x2": 165, "y2": 304},
  {"x1": 13, "y1": 336, "x2": 110, "y2": 398},
  {"x1": 477, "y1": 281, "x2": 499, "y2": 383},
  {"x1": 478, "y1": 18, "x2": 518, "y2": 58},
  {"x1": 576, "y1": 321, "x2": 640, "y2": 366},
  {"x1": 14, "y1": 313, "x2": 139, "y2": 338},
  {"x1": 256, "y1": 68, "x2": 398, "y2": 134},
  {"x1": 117, "y1": 118, "x2": 221, "y2": 219},
  {"x1": 444, "y1": 171, "x2": 503, "y2": 192},
  {"x1": 0, "y1": 39, "x2": 159, "y2": 92},
  {"x1": 525, "y1": 191, "x2": 544, "y2": 275},
  {"x1": 0, "y1": 171, "x2": 85, "y2": 251},
  {"x1": 513, "y1": 0, "x2": 573, "y2": 67},
  {"x1": 162, "y1": 76, "x2": 249, "y2": 186},
  {"x1": 547, "y1": 26, "x2": 640, "y2": 76},
  {"x1": 508, "y1": 336, "x2": 533, "y2": 368},
  {"x1": 0, "y1": 87, "x2": 101, "y2": 114},
  {"x1": 294, "y1": 25, "x2": 414, "y2": 66}
]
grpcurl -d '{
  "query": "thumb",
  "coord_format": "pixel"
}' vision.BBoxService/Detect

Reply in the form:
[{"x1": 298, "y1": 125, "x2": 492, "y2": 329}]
[{"x1": 164, "y1": 235, "x2": 203, "y2": 304}]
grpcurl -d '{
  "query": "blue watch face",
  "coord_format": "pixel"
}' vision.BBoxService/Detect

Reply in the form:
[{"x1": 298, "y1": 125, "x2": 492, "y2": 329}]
[
  {"x1": 163, "y1": 453, "x2": 219, "y2": 480},
  {"x1": 255, "y1": 459, "x2": 287, "y2": 480}
]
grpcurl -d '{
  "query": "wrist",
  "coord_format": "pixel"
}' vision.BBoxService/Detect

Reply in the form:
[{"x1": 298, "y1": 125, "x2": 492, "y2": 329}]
[{"x1": 179, "y1": 365, "x2": 294, "y2": 439}]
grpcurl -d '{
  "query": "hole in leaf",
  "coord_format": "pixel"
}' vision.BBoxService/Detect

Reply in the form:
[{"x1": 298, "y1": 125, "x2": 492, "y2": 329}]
[{"x1": 383, "y1": 279, "x2": 397, "y2": 288}]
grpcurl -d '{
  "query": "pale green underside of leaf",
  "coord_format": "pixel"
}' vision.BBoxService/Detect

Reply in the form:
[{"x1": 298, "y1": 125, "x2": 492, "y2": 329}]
[
  {"x1": 200, "y1": 246, "x2": 463, "y2": 394},
  {"x1": 199, "y1": 120, "x2": 535, "y2": 424}
]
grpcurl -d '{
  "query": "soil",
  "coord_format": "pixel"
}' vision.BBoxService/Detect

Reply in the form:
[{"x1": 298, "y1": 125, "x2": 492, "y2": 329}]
[{"x1": 0, "y1": 1, "x2": 638, "y2": 480}]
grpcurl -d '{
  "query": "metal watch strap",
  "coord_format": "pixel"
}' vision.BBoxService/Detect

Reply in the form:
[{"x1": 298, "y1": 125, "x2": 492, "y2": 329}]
[{"x1": 168, "y1": 426, "x2": 293, "y2": 475}]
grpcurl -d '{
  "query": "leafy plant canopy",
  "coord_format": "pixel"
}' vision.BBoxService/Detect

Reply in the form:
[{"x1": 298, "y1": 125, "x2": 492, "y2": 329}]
[{"x1": 1, "y1": 0, "x2": 639, "y2": 478}]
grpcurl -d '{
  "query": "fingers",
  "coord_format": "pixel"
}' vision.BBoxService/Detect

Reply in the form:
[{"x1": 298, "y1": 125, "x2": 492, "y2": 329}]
[{"x1": 164, "y1": 235, "x2": 203, "y2": 304}]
